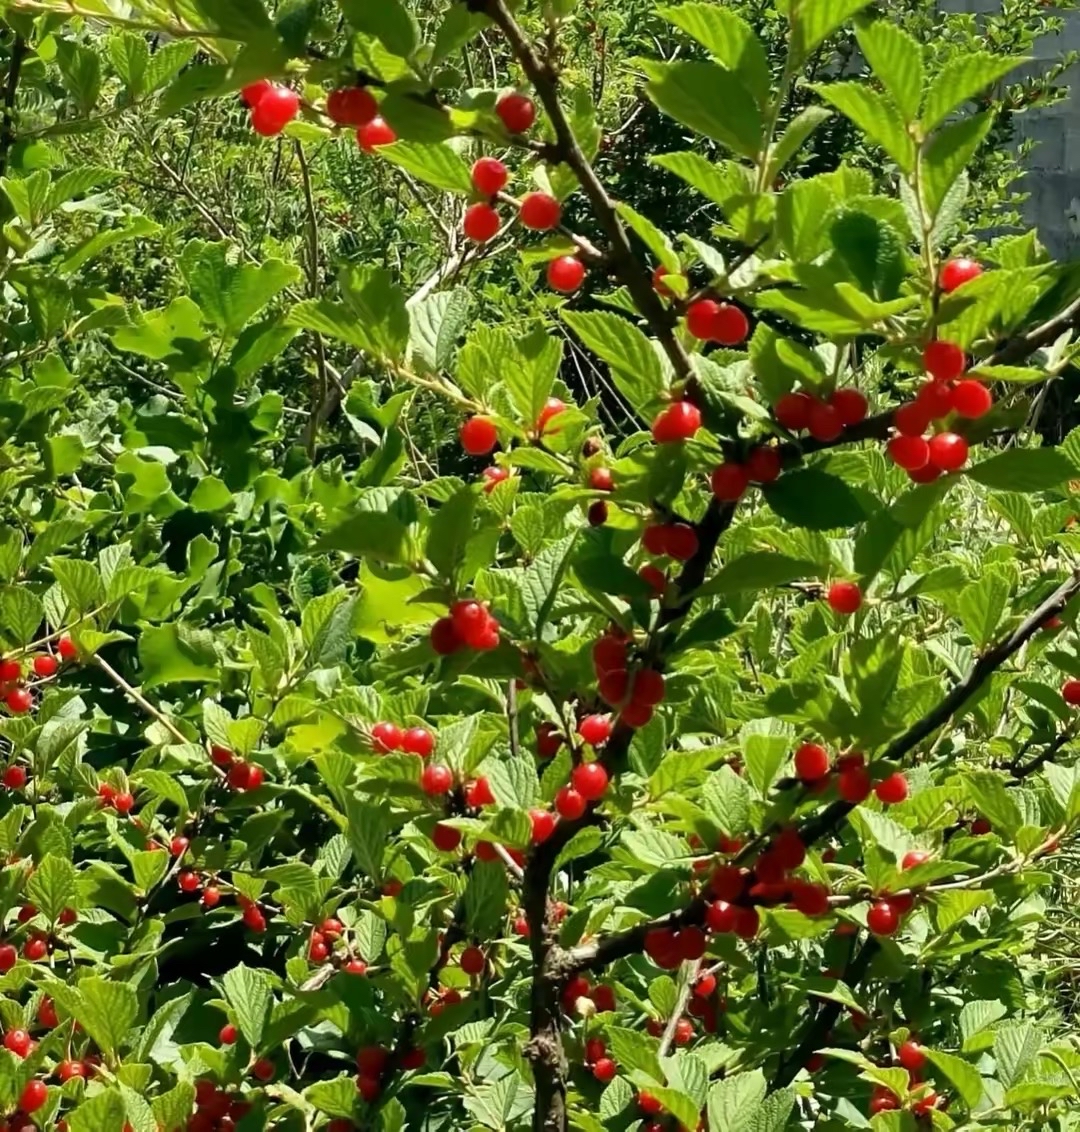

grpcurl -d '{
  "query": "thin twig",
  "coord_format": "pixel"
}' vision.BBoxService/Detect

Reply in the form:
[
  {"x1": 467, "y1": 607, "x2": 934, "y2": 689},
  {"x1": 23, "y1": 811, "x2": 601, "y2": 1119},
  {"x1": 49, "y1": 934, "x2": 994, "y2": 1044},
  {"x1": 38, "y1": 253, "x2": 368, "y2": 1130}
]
[{"x1": 94, "y1": 654, "x2": 189, "y2": 746}]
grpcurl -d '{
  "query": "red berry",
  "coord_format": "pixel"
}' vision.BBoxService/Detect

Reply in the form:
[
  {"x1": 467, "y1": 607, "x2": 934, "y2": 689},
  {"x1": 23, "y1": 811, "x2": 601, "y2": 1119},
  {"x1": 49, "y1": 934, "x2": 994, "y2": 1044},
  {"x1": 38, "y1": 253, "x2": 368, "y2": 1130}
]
[
  {"x1": 916, "y1": 378, "x2": 955, "y2": 418},
  {"x1": 746, "y1": 446, "x2": 782, "y2": 484},
  {"x1": 888, "y1": 434, "x2": 930, "y2": 471},
  {"x1": 923, "y1": 340, "x2": 966, "y2": 382},
  {"x1": 460, "y1": 945, "x2": 485, "y2": 976},
  {"x1": 201, "y1": 886, "x2": 220, "y2": 908},
  {"x1": 210, "y1": 744, "x2": 233, "y2": 767},
  {"x1": 589, "y1": 467, "x2": 614, "y2": 492},
  {"x1": 464, "y1": 202, "x2": 501, "y2": 243},
  {"x1": 794, "y1": 742, "x2": 830, "y2": 782},
  {"x1": 774, "y1": 391, "x2": 814, "y2": 431},
  {"x1": 37, "y1": 997, "x2": 58, "y2": 1028},
  {"x1": 219, "y1": 1023, "x2": 238, "y2": 1045},
  {"x1": 58, "y1": 907, "x2": 76, "y2": 926},
  {"x1": 867, "y1": 900, "x2": 900, "y2": 936},
  {"x1": 838, "y1": 765, "x2": 872, "y2": 803},
  {"x1": 242, "y1": 903, "x2": 267, "y2": 933},
  {"x1": 465, "y1": 776, "x2": 496, "y2": 808},
  {"x1": 652, "y1": 264, "x2": 682, "y2": 297},
  {"x1": 710, "y1": 864, "x2": 747, "y2": 902},
  {"x1": 537, "y1": 397, "x2": 567, "y2": 433},
  {"x1": 686, "y1": 299, "x2": 721, "y2": 340},
  {"x1": 827, "y1": 581, "x2": 862, "y2": 615},
  {"x1": 572, "y1": 761, "x2": 609, "y2": 801},
  {"x1": 673, "y1": 1017, "x2": 694, "y2": 1045},
  {"x1": 57, "y1": 635, "x2": 77, "y2": 661},
  {"x1": 547, "y1": 256, "x2": 586, "y2": 293},
  {"x1": 912, "y1": 1091, "x2": 939, "y2": 1115},
  {"x1": 169, "y1": 836, "x2": 189, "y2": 857},
  {"x1": 251, "y1": 1057, "x2": 275, "y2": 1082},
  {"x1": 706, "y1": 900, "x2": 737, "y2": 934},
  {"x1": 460, "y1": 416, "x2": 498, "y2": 456},
  {"x1": 773, "y1": 828, "x2": 806, "y2": 870},
  {"x1": 0, "y1": 943, "x2": 15, "y2": 972},
  {"x1": 401, "y1": 727, "x2": 434, "y2": 757},
  {"x1": 309, "y1": 934, "x2": 329, "y2": 962},
  {"x1": 344, "y1": 958, "x2": 367, "y2": 975},
  {"x1": 520, "y1": 191, "x2": 561, "y2": 231},
  {"x1": 0, "y1": 658, "x2": 19, "y2": 680},
  {"x1": 642, "y1": 524, "x2": 670, "y2": 557},
  {"x1": 791, "y1": 881, "x2": 831, "y2": 917},
  {"x1": 496, "y1": 92, "x2": 536, "y2": 133},
  {"x1": 327, "y1": 87, "x2": 378, "y2": 127},
  {"x1": 2, "y1": 765, "x2": 26, "y2": 790},
  {"x1": 4, "y1": 1028, "x2": 31, "y2": 1056},
  {"x1": 530, "y1": 808, "x2": 557, "y2": 844},
  {"x1": 638, "y1": 1091, "x2": 663, "y2": 1115},
  {"x1": 897, "y1": 1039, "x2": 926, "y2": 1071},
  {"x1": 909, "y1": 462, "x2": 943, "y2": 484},
  {"x1": 432, "y1": 822, "x2": 462, "y2": 852},
  {"x1": 227, "y1": 761, "x2": 255, "y2": 790},
  {"x1": 471, "y1": 156, "x2": 509, "y2": 196},
  {"x1": 5, "y1": 688, "x2": 31, "y2": 714},
  {"x1": 902, "y1": 850, "x2": 932, "y2": 870},
  {"x1": 677, "y1": 925, "x2": 707, "y2": 960},
  {"x1": 513, "y1": 915, "x2": 530, "y2": 937},
  {"x1": 807, "y1": 401, "x2": 843, "y2": 442},
  {"x1": 356, "y1": 116, "x2": 396, "y2": 152},
  {"x1": 1063, "y1": 679, "x2": 1080, "y2": 706},
  {"x1": 482, "y1": 466, "x2": 509, "y2": 493},
  {"x1": 710, "y1": 462, "x2": 750, "y2": 502},
  {"x1": 639, "y1": 564, "x2": 667, "y2": 596},
  {"x1": 32, "y1": 655, "x2": 57, "y2": 678},
  {"x1": 585, "y1": 1037, "x2": 607, "y2": 1063},
  {"x1": 632, "y1": 669, "x2": 666, "y2": 707},
  {"x1": 588, "y1": 499, "x2": 608, "y2": 528},
  {"x1": 664, "y1": 523, "x2": 698, "y2": 561},
  {"x1": 695, "y1": 972, "x2": 717, "y2": 998},
  {"x1": 430, "y1": 617, "x2": 462, "y2": 655},
  {"x1": 971, "y1": 817, "x2": 992, "y2": 835},
  {"x1": 598, "y1": 670, "x2": 627, "y2": 706},
  {"x1": 951, "y1": 379, "x2": 993, "y2": 419},
  {"x1": 113, "y1": 791, "x2": 135, "y2": 814},
  {"x1": 875, "y1": 772, "x2": 909, "y2": 805},
  {"x1": 56, "y1": 1060, "x2": 84, "y2": 1082},
  {"x1": 401, "y1": 1048, "x2": 425, "y2": 1070},
  {"x1": 644, "y1": 927, "x2": 682, "y2": 969},
  {"x1": 591, "y1": 1057, "x2": 617, "y2": 1082},
  {"x1": 420, "y1": 763, "x2": 453, "y2": 796},
  {"x1": 178, "y1": 870, "x2": 200, "y2": 893},
  {"x1": 733, "y1": 906, "x2": 759, "y2": 939},
  {"x1": 651, "y1": 400, "x2": 701, "y2": 443},
  {"x1": 590, "y1": 984, "x2": 616, "y2": 1012},
  {"x1": 894, "y1": 401, "x2": 931, "y2": 437},
  {"x1": 869, "y1": 1086, "x2": 900, "y2": 1114},
  {"x1": 320, "y1": 917, "x2": 344, "y2": 939},
  {"x1": 578, "y1": 715, "x2": 612, "y2": 747},
  {"x1": 940, "y1": 257, "x2": 982, "y2": 292},
  {"x1": 830, "y1": 388, "x2": 868, "y2": 426},
  {"x1": 355, "y1": 1074, "x2": 380, "y2": 1102},
  {"x1": 18, "y1": 1079, "x2": 47, "y2": 1113},
  {"x1": 251, "y1": 86, "x2": 300, "y2": 137},
  {"x1": 240, "y1": 80, "x2": 272, "y2": 108},
  {"x1": 555, "y1": 786, "x2": 587, "y2": 820},
  {"x1": 537, "y1": 722, "x2": 563, "y2": 758},
  {"x1": 713, "y1": 303, "x2": 750, "y2": 346},
  {"x1": 928, "y1": 431, "x2": 968, "y2": 471}
]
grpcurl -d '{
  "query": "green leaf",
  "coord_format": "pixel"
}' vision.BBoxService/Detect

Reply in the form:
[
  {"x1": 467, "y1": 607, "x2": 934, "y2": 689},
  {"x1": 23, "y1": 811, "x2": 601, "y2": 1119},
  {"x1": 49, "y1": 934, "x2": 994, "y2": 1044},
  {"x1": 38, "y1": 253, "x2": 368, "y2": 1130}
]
[
  {"x1": 829, "y1": 211, "x2": 904, "y2": 301},
  {"x1": 788, "y1": 0, "x2": 874, "y2": 64},
  {"x1": 955, "y1": 570, "x2": 1011, "y2": 650},
  {"x1": 921, "y1": 113, "x2": 993, "y2": 221},
  {"x1": 56, "y1": 39, "x2": 102, "y2": 114},
  {"x1": 811, "y1": 82, "x2": 914, "y2": 170},
  {"x1": 700, "y1": 552, "x2": 818, "y2": 597},
  {"x1": 340, "y1": 0, "x2": 418, "y2": 57},
  {"x1": 702, "y1": 766, "x2": 751, "y2": 837},
  {"x1": 108, "y1": 32, "x2": 150, "y2": 95},
  {"x1": 0, "y1": 586, "x2": 44, "y2": 648},
  {"x1": 767, "y1": 106, "x2": 832, "y2": 181},
  {"x1": 925, "y1": 1049, "x2": 985, "y2": 1107},
  {"x1": 305, "y1": 1075, "x2": 359, "y2": 1118},
  {"x1": 749, "y1": 1087, "x2": 796, "y2": 1132},
  {"x1": 854, "y1": 19, "x2": 924, "y2": 121},
  {"x1": 26, "y1": 855, "x2": 77, "y2": 922},
  {"x1": 642, "y1": 60, "x2": 763, "y2": 161},
  {"x1": 658, "y1": 3, "x2": 770, "y2": 106},
  {"x1": 138, "y1": 623, "x2": 220, "y2": 689},
  {"x1": 968, "y1": 447, "x2": 1080, "y2": 493},
  {"x1": 960, "y1": 1000, "x2": 1008, "y2": 1048},
  {"x1": 922, "y1": 53, "x2": 1027, "y2": 131},
  {"x1": 378, "y1": 141, "x2": 472, "y2": 193},
  {"x1": 408, "y1": 288, "x2": 470, "y2": 372},
  {"x1": 740, "y1": 718, "x2": 793, "y2": 798},
  {"x1": 762, "y1": 469, "x2": 874, "y2": 530},
  {"x1": 464, "y1": 859, "x2": 508, "y2": 939},
  {"x1": 222, "y1": 963, "x2": 272, "y2": 1049},
  {"x1": 562, "y1": 310, "x2": 666, "y2": 418},
  {"x1": 77, "y1": 977, "x2": 138, "y2": 1059},
  {"x1": 344, "y1": 795, "x2": 389, "y2": 880},
  {"x1": 708, "y1": 1071, "x2": 767, "y2": 1132},
  {"x1": 151, "y1": 1083, "x2": 196, "y2": 1132},
  {"x1": 179, "y1": 242, "x2": 300, "y2": 338},
  {"x1": 70, "y1": 1088, "x2": 127, "y2": 1132},
  {"x1": 615, "y1": 202, "x2": 679, "y2": 270},
  {"x1": 993, "y1": 1022, "x2": 1041, "y2": 1087}
]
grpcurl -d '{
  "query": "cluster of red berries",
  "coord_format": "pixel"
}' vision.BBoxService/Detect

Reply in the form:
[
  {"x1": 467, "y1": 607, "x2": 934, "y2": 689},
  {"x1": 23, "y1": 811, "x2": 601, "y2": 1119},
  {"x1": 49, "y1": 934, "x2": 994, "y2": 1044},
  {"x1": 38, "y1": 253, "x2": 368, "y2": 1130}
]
[
  {"x1": 584, "y1": 1035, "x2": 618, "y2": 1081},
  {"x1": 773, "y1": 386, "x2": 869, "y2": 442},
  {"x1": 323, "y1": 82, "x2": 397, "y2": 153},
  {"x1": 1, "y1": 635, "x2": 75, "y2": 716},
  {"x1": 866, "y1": 1039, "x2": 942, "y2": 1116},
  {"x1": 208, "y1": 745, "x2": 267, "y2": 791},
  {"x1": 304, "y1": 914, "x2": 350, "y2": 964},
  {"x1": 643, "y1": 922, "x2": 711, "y2": 967},
  {"x1": 793, "y1": 744, "x2": 909, "y2": 806},
  {"x1": 560, "y1": 973, "x2": 615, "y2": 1014},
  {"x1": 186, "y1": 1080, "x2": 254, "y2": 1132},
  {"x1": 709, "y1": 445, "x2": 783, "y2": 502},
  {"x1": 370, "y1": 721, "x2": 436, "y2": 757},
  {"x1": 353, "y1": 1043, "x2": 425, "y2": 1105},
  {"x1": 241, "y1": 79, "x2": 300, "y2": 137},
  {"x1": 592, "y1": 628, "x2": 666, "y2": 729},
  {"x1": 97, "y1": 781, "x2": 136, "y2": 814},
  {"x1": 651, "y1": 399, "x2": 701, "y2": 444},
  {"x1": 177, "y1": 868, "x2": 227, "y2": 912},
  {"x1": 430, "y1": 597, "x2": 501, "y2": 654},
  {"x1": 555, "y1": 754, "x2": 611, "y2": 821},
  {"x1": 685, "y1": 298, "x2": 750, "y2": 345}
]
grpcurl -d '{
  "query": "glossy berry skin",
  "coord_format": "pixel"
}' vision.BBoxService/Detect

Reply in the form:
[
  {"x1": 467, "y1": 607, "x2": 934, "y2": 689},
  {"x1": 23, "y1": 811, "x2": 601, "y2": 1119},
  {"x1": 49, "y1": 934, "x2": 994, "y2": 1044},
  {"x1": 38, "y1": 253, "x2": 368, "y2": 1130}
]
[
  {"x1": 465, "y1": 776, "x2": 496, "y2": 807},
  {"x1": 57, "y1": 635, "x2": 77, "y2": 661},
  {"x1": 4, "y1": 1029, "x2": 31, "y2": 1057},
  {"x1": 56, "y1": 1060, "x2": 84, "y2": 1082},
  {"x1": 178, "y1": 870, "x2": 200, "y2": 894},
  {"x1": 251, "y1": 1058, "x2": 275, "y2": 1082},
  {"x1": 0, "y1": 944, "x2": 15, "y2": 972},
  {"x1": 897, "y1": 1039, "x2": 927, "y2": 1071},
  {"x1": 529, "y1": 808, "x2": 556, "y2": 844},
  {"x1": 169, "y1": 837, "x2": 189, "y2": 858},
  {"x1": 241, "y1": 80, "x2": 272, "y2": 107},
  {"x1": 827, "y1": 580, "x2": 862, "y2": 615},
  {"x1": 652, "y1": 264, "x2": 682, "y2": 296},
  {"x1": 2, "y1": 764, "x2": 26, "y2": 790},
  {"x1": 713, "y1": 303, "x2": 750, "y2": 345},
  {"x1": 923, "y1": 340, "x2": 966, "y2": 382},
  {"x1": 555, "y1": 786, "x2": 587, "y2": 820},
  {"x1": 464, "y1": 202, "x2": 501, "y2": 243},
  {"x1": 496, "y1": 92, "x2": 536, "y2": 133},
  {"x1": 791, "y1": 881, "x2": 830, "y2": 917},
  {"x1": 875, "y1": 772, "x2": 909, "y2": 804},
  {"x1": 356, "y1": 117, "x2": 396, "y2": 152},
  {"x1": 746, "y1": 446, "x2": 782, "y2": 484},
  {"x1": 471, "y1": 156, "x2": 509, "y2": 196},
  {"x1": 547, "y1": 255, "x2": 586, "y2": 293},
  {"x1": 838, "y1": 765, "x2": 872, "y2": 803},
  {"x1": 420, "y1": 763, "x2": 453, "y2": 796},
  {"x1": 537, "y1": 397, "x2": 566, "y2": 433},
  {"x1": 242, "y1": 903, "x2": 267, "y2": 933},
  {"x1": 327, "y1": 87, "x2": 378, "y2": 127},
  {"x1": 578, "y1": 715, "x2": 612, "y2": 746},
  {"x1": 201, "y1": 886, "x2": 221, "y2": 908},
  {"x1": 686, "y1": 299, "x2": 721, "y2": 340},
  {"x1": 664, "y1": 523, "x2": 698, "y2": 562},
  {"x1": 830, "y1": 388, "x2": 868, "y2": 426},
  {"x1": 32, "y1": 655, "x2": 57, "y2": 678},
  {"x1": 888, "y1": 435, "x2": 930, "y2": 471},
  {"x1": 38, "y1": 998, "x2": 58, "y2": 1028},
  {"x1": 18, "y1": 1079, "x2": 47, "y2": 1114},
  {"x1": 113, "y1": 791, "x2": 135, "y2": 814},
  {"x1": 695, "y1": 972, "x2": 717, "y2": 998},
  {"x1": 1063, "y1": 679, "x2": 1080, "y2": 706},
  {"x1": 0, "y1": 658, "x2": 19, "y2": 681},
  {"x1": 591, "y1": 1057, "x2": 617, "y2": 1082},
  {"x1": 710, "y1": 462, "x2": 750, "y2": 502},
  {"x1": 482, "y1": 466, "x2": 510, "y2": 493},
  {"x1": 940, "y1": 257, "x2": 982, "y2": 292},
  {"x1": 774, "y1": 391, "x2": 814, "y2": 431},
  {"x1": 572, "y1": 762, "x2": 609, "y2": 801},
  {"x1": 917, "y1": 379, "x2": 955, "y2": 419},
  {"x1": 807, "y1": 401, "x2": 843, "y2": 442},
  {"x1": 432, "y1": 823, "x2": 462, "y2": 852},
  {"x1": 460, "y1": 416, "x2": 498, "y2": 456},
  {"x1": 632, "y1": 669, "x2": 666, "y2": 707},
  {"x1": 5, "y1": 688, "x2": 31, "y2": 714},
  {"x1": 638, "y1": 1091, "x2": 663, "y2": 1115},
  {"x1": 251, "y1": 86, "x2": 300, "y2": 136},
  {"x1": 460, "y1": 945, "x2": 485, "y2": 975},
  {"x1": 894, "y1": 402, "x2": 931, "y2": 437},
  {"x1": 928, "y1": 431, "x2": 968, "y2": 471},
  {"x1": 430, "y1": 617, "x2": 462, "y2": 655},
  {"x1": 651, "y1": 400, "x2": 701, "y2": 443},
  {"x1": 794, "y1": 742, "x2": 830, "y2": 782},
  {"x1": 219, "y1": 1023, "x2": 238, "y2": 1045},
  {"x1": 867, "y1": 900, "x2": 900, "y2": 936},
  {"x1": 902, "y1": 849, "x2": 931, "y2": 870},
  {"x1": 23, "y1": 936, "x2": 46, "y2": 961},
  {"x1": 951, "y1": 379, "x2": 993, "y2": 418},
  {"x1": 520, "y1": 192, "x2": 562, "y2": 231},
  {"x1": 402, "y1": 727, "x2": 434, "y2": 757}
]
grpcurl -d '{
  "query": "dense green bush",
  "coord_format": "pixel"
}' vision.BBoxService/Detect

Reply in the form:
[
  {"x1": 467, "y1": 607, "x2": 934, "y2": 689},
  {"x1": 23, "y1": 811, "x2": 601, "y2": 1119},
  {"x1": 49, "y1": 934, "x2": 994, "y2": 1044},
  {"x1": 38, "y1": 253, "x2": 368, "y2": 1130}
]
[{"x1": 2, "y1": 2, "x2": 1080, "y2": 1132}]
